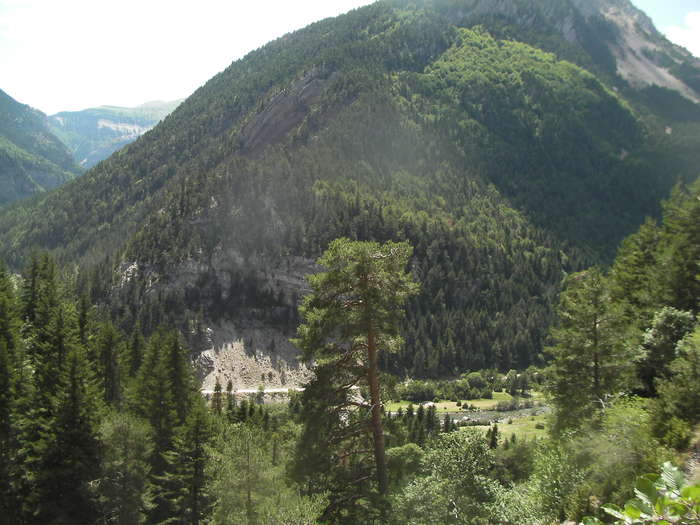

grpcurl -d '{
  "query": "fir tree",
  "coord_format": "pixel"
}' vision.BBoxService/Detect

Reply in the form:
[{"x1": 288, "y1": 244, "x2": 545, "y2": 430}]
[
  {"x1": 99, "y1": 411, "x2": 154, "y2": 525},
  {"x1": 163, "y1": 399, "x2": 213, "y2": 525},
  {"x1": 0, "y1": 263, "x2": 20, "y2": 519},
  {"x1": 545, "y1": 268, "x2": 632, "y2": 433},
  {"x1": 31, "y1": 348, "x2": 103, "y2": 524},
  {"x1": 211, "y1": 377, "x2": 223, "y2": 416},
  {"x1": 93, "y1": 322, "x2": 123, "y2": 405}
]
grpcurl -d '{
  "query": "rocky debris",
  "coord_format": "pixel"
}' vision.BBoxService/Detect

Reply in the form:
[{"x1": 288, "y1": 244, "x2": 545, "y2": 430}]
[{"x1": 195, "y1": 321, "x2": 313, "y2": 391}]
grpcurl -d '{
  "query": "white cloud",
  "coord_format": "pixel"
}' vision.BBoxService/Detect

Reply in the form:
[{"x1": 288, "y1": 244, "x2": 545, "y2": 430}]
[{"x1": 664, "y1": 11, "x2": 700, "y2": 58}]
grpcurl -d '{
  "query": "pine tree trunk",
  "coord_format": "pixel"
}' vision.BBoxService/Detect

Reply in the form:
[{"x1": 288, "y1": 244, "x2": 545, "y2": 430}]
[{"x1": 367, "y1": 324, "x2": 388, "y2": 495}]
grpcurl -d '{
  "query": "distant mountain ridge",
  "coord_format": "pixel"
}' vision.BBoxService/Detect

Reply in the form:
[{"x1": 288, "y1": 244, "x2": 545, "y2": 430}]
[
  {"x1": 48, "y1": 100, "x2": 181, "y2": 168},
  {"x1": 0, "y1": 89, "x2": 80, "y2": 207},
  {"x1": 0, "y1": 0, "x2": 699, "y2": 382}
]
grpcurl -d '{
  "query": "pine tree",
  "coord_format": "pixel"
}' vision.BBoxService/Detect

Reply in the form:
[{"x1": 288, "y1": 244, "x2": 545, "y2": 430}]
[
  {"x1": 442, "y1": 414, "x2": 451, "y2": 433},
  {"x1": 488, "y1": 424, "x2": 499, "y2": 449},
  {"x1": 293, "y1": 238, "x2": 418, "y2": 510},
  {"x1": 127, "y1": 322, "x2": 145, "y2": 377},
  {"x1": 545, "y1": 268, "x2": 632, "y2": 433},
  {"x1": 225, "y1": 380, "x2": 237, "y2": 422}
]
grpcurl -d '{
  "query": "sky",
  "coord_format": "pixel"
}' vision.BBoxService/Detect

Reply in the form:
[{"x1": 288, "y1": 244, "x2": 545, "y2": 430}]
[{"x1": 0, "y1": 0, "x2": 698, "y2": 115}]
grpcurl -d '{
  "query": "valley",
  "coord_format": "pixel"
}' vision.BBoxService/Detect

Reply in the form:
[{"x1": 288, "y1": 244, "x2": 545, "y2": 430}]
[{"x1": 0, "y1": 0, "x2": 699, "y2": 523}]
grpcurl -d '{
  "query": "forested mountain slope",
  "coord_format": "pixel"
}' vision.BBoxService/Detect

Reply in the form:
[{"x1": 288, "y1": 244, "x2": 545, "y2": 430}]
[
  {"x1": 0, "y1": 89, "x2": 80, "y2": 207},
  {"x1": 0, "y1": 0, "x2": 699, "y2": 381},
  {"x1": 48, "y1": 100, "x2": 182, "y2": 168}
]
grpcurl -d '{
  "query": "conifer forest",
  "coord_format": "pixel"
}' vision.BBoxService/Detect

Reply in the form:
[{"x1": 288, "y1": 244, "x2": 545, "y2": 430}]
[{"x1": 1, "y1": 0, "x2": 700, "y2": 523}]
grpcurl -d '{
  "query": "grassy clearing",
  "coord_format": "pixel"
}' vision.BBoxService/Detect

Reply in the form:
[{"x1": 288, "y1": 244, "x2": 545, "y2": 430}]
[
  {"x1": 493, "y1": 413, "x2": 548, "y2": 441},
  {"x1": 387, "y1": 390, "x2": 546, "y2": 413},
  {"x1": 461, "y1": 413, "x2": 548, "y2": 441}
]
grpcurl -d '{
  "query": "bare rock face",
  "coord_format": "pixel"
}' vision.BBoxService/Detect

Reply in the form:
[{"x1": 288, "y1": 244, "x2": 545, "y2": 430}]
[
  {"x1": 579, "y1": 0, "x2": 699, "y2": 102},
  {"x1": 240, "y1": 72, "x2": 328, "y2": 155}
]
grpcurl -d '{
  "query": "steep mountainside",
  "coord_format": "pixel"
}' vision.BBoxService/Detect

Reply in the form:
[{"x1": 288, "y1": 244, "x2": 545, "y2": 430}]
[
  {"x1": 409, "y1": 0, "x2": 700, "y2": 101},
  {"x1": 0, "y1": 89, "x2": 80, "y2": 207},
  {"x1": 48, "y1": 100, "x2": 182, "y2": 168},
  {"x1": 1, "y1": 0, "x2": 699, "y2": 384}
]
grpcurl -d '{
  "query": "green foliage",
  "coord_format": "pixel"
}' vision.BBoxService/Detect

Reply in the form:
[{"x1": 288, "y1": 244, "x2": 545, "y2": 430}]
[
  {"x1": 545, "y1": 268, "x2": 633, "y2": 433},
  {"x1": 2, "y1": 3, "x2": 700, "y2": 522},
  {"x1": 2, "y1": 1, "x2": 696, "y2": 382},
  {"x1": 492, "y1": 436, "x2": 536, "y2": 486},
  {"x1": 1, "y1": 254, "x2": 318, "y2": 524},
  {"x1": 0, "y1": 89, "x2": 80, "y2": 206},
  {"x1": 581, "y1": 462, "x2": 700, "y2": 525},
  {"x1": 396, "y1": 371, "x2": 511, "y2": 403},
  {"x1": 294, "y1": 237, "x2": 418, "y2": 364},
  {"x1": 390, "y1": 430, "x2": 499, "y2": 525},
  {"x1": 652, "y1": 325, "x2": 700, "y2": 448},
  {"x1": 611, "y1": 180, "x2": 700, "y2": 320},
  {"x1": 30, "y1": 347, "x2": 103, "y2": 523},
  {"x1": 636, "y1": 307, "x2": 695, "y2": 396},
  {"x1": 161, "y1": 398, "x2": 213, "y2": 524},
  {"x1": 293, "y1": 237, "x2": 418, "y2": 514},
  {"x1": 209, "y1": 420, "x2": 324, "y2": 525},
  {"x1": 99, "y1": 411, "x2": 154, "y2": 524},
  {"x1": 386, "y1": 443, "x2": 424, "y2": 489}
]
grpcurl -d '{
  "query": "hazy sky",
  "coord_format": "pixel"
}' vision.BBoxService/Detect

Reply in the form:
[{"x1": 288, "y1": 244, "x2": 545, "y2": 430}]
[{"x1": 0, "y1": 0, "x2": 698, "y2": 115}]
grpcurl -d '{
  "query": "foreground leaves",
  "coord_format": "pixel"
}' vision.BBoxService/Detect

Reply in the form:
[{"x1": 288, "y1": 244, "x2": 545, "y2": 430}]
[{"x1": 581, "y1": 462, "x2": 700, "y2": 524}]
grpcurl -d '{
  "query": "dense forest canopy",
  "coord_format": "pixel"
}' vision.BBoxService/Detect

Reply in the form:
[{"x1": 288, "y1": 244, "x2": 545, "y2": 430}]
[
  {"x1": 0, "y1": 89, "x2": 80, "y2": 207},
  {"x1": 1, "y1": 177, "x2": 699, "y2": 523},
  {"x1": 2, "y1": 0, "x2": 699, "y2": 380},
  {"x1": 1, "y1": 1, "x2": 700, "y2": 521}
]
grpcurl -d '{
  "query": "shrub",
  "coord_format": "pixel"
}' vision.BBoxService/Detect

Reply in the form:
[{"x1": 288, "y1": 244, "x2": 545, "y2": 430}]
[{"x1": 581, "y1": 462, "x2": 700, "y2": 525}]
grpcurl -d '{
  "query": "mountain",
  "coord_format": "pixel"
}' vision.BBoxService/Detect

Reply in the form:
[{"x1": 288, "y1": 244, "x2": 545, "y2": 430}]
[
  {"x1": 0, "y1": 89, "x2": 80, "y2": 207},
  {"x1": 1, "y1": 0, "x2": 699, "y2": 385},
  {"x1": 48, "y1": 100, "x2": 182, "y2": 168},
  {"x1": 418, "y1": 0, "x2": 700, "y2": 101}
]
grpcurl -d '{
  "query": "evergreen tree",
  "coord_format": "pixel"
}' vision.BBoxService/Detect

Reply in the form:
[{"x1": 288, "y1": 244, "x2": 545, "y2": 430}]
[
  {"x1": 31, "y1": 348, "x2": 102, "y2": 524},
  {"x1": 293, "y1": 238, "x2": 418, "y2": 508},
  {"x1": 636, "y1": 307, "x2": 695, "y2": 396},
  {"x1": 132, "y1": 330, "x2": 198, "y2": 524},
  {"x1": 225, "y1": 380, "x2": 237, "y2": 422},
  {"x1": 127, "y1": 322, "x2": 145, "y2": 377},
  {"x1": 0, "y1": 263, "x2": 20, "y2": 519},
  {"x1": 652, "y1": 325, "x2": 700, "y2": 448},
  {"x1": 656, "y1": 181, "x2": 700, "y2": 311},
  {"x1": 545, "y1": 268, "x2": 632, "y2": 433},
  {"x1": 442, "y1": 414, "x2": 451, "y2": 433},
  {"x1": 132, "y1": 331, "x2": 182, "y2": 523},
  {"x1": 19, "y1": 254, "x2": 40, "y2": 325},
  {"x1": 211, "y1": 377, "x2": 223, "y2": 416},
  {"x1": 488, "y1": 424, "x2": 499, "y2": 449},
  {"x1": 99, "y1": 411, "x2": 154, "y2": 525},
  {"x1": 163, "y1": 399, "x2": 213, "y2": 525},
  {"x1": 93, "y1": 322, "x2": 123, "y2": 405}
]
